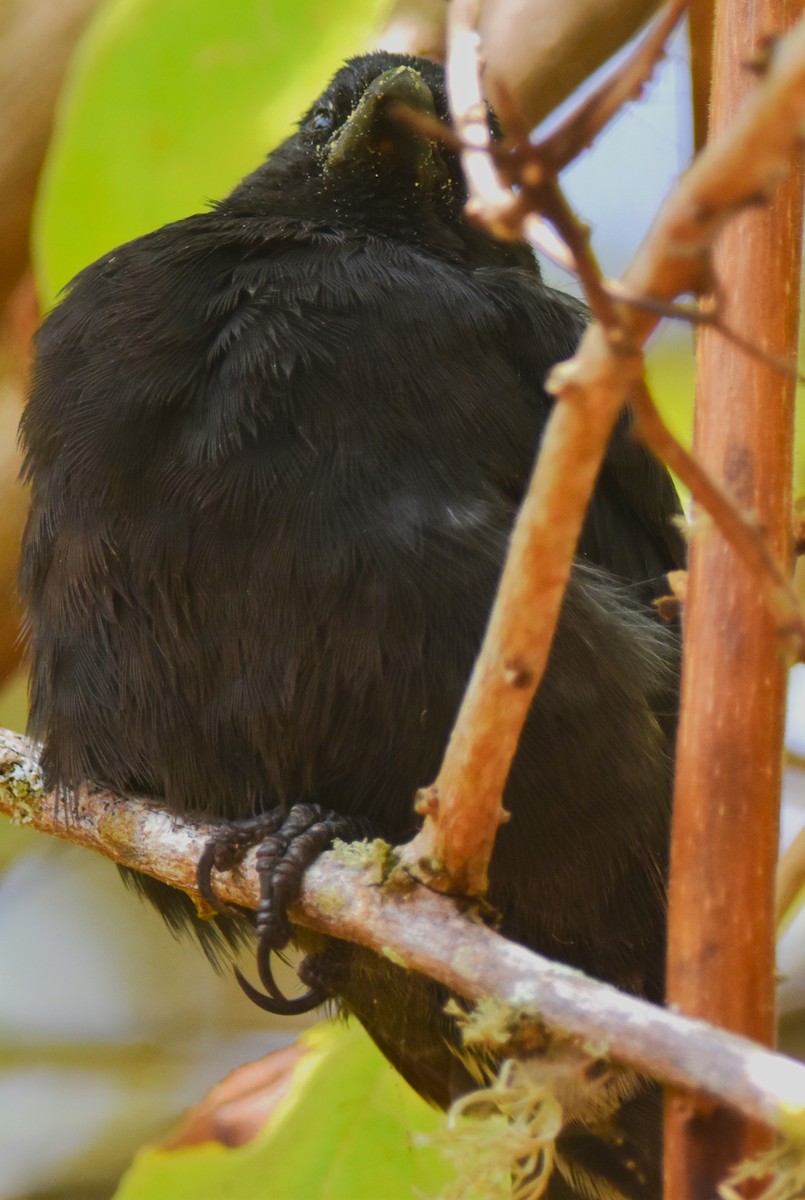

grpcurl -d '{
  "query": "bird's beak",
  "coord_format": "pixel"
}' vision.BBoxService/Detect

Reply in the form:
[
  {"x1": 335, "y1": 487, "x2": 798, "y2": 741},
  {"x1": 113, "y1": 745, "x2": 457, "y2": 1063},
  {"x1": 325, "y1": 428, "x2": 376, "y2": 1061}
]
[{"x1": 323, "y1": 66, "x2": 443, "y2": 185}]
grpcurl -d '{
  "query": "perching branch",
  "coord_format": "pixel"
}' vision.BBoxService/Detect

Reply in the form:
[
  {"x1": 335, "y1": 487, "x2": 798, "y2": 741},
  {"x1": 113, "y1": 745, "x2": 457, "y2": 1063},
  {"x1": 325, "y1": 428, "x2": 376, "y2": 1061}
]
[
  {"x1": 2, "y1": 724, "x2": 805, "y2": 1143},
  {"x1": 400, "y1": 0, "x2": 805, "y2": 897}
]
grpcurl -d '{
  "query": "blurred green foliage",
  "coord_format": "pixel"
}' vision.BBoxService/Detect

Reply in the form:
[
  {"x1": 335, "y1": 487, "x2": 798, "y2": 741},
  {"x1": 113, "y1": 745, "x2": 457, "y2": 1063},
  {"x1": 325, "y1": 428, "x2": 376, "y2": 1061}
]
[{"x1": 646, "y1": 340, "x2": 695, "y2": 502}]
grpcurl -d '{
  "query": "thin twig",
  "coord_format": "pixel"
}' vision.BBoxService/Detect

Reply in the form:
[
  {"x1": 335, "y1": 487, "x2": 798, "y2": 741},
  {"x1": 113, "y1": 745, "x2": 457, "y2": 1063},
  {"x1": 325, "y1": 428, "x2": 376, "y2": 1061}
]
[
  {"x1": 534, "y1": 178, "x2": 623, "y2": 328},
  {"x1": 478, "y1": 0, "x2": 667, "y2": 133},
  {"x1": 609, "y1": 283, "x2": 805, "y2": 383},
  {"x1": 793, "y1": 509, "x2": 805, "y2": 556},
  {"x1": 655, "y1": 568, "x2": 688, "y2": 622},
  {"x1": 534, "y1": 0, "x2": 689, "y2": 174},
  {"x1": 777, "y1": 822, "x2": 805, "y2": 928},
  {"x1": 390, "y1": 100, "x2": 577, "y2": 270},
  {"x1": 445, "y1": 0, "x2": 521, "y2": 239},
  {"x1": 396, "y1": 87, "x2": 805, "y2": 364},
  {"x1": 2, "y1": 724, "x2": 805, "y2": 1142},
  {"x1": 621, "y1": 13, "x2": 805, "y2": 323},
  {"x1": 629, "y1": 378, "x2": 805, "y2": 651}
]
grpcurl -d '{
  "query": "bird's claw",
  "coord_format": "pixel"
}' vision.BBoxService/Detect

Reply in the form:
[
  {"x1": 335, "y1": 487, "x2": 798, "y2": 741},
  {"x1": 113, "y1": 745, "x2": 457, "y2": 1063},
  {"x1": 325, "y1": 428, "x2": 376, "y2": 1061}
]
[
  {"x1": 197, "y1": 811, "x2": 285, "y2": 917},
  {"x1": 233, "y1": 965, "x2": 326, "y2": 1016},
  {"x1": 198, "y1": 803, "x2": 366, "y2": 1015}
]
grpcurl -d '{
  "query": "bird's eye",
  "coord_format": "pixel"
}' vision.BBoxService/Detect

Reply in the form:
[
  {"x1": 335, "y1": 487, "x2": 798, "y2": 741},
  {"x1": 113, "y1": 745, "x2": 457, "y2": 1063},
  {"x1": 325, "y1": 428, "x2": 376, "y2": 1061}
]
[{"x1": 310, "y1": 105, "x2": 334, "y2": 132}]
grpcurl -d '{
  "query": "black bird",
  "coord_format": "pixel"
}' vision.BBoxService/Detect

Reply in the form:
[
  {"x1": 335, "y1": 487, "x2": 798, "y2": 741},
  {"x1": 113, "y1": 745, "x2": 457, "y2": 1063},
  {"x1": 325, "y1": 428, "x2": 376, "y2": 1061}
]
[{"x1": 19, "y1": 52, "x2": 683, "y2": 1198}]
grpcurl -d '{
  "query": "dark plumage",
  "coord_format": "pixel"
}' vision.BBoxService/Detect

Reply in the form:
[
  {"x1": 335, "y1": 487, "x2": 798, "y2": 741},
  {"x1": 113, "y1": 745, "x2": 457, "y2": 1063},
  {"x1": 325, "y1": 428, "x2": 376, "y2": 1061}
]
[{"x1": 19, "y1": 52, "x2": 683, "y2": 1197}]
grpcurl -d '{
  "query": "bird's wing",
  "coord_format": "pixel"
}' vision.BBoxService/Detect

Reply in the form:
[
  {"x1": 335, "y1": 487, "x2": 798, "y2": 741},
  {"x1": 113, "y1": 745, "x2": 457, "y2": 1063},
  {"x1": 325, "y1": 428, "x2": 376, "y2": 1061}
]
[{"x1": 477, "y1": 268, "x2": 686, "y2": 586}]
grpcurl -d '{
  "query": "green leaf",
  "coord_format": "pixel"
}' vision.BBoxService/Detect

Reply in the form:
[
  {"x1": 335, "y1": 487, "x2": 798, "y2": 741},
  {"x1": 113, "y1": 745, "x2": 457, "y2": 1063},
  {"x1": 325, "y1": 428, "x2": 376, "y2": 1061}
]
[
  {"x1": 113, "y1": 1022, "x2": 454, "y2": 1200},
  {"x1": 34, "y1": 0, "x2": 391, "y2": 304}
]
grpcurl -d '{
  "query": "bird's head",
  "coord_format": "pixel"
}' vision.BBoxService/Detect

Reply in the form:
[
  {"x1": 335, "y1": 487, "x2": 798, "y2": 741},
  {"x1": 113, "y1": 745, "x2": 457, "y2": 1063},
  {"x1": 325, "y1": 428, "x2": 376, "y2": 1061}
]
[
  {"x1": 305, "y1": 55, "x2": 453, "y2": 197},
  {"x1": 223, "y1": 53, "x2": 526, "y2": 262}
]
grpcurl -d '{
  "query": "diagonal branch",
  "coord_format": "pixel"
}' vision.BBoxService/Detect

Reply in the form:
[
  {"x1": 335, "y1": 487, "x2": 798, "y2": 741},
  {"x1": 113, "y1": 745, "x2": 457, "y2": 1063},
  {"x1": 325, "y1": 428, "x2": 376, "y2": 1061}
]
[
  {"x1": 629, "y1": 380, "x2": 805, "y2": 651},
  {"x1": 535, "y1": 0, "x2": 689, "y2": 174},
  {"x1": 400, "y1": 0, "x2": 805, "y2": 897}
]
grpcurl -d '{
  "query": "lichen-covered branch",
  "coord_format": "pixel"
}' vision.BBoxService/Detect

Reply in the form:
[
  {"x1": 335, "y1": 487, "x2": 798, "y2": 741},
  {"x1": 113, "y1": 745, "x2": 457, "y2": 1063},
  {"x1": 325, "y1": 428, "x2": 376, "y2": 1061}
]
[{"x1": 2, "y1": 723, "x2": 805, "y2": 1142}]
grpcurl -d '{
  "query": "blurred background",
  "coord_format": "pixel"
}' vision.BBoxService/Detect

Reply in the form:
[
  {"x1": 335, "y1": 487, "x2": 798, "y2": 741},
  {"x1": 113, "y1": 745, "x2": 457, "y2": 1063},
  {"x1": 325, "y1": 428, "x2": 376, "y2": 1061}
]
[{"x1": 0, "y1": 2, "x2": 802, "y2": 1198}]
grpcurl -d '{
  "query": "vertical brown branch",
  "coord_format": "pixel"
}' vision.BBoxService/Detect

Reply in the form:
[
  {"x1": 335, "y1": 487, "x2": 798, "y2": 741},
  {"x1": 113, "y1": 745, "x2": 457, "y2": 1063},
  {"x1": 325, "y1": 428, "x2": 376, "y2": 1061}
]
[{"x1": 664, "y1": 2, "x2": 804, "y2": 1197}]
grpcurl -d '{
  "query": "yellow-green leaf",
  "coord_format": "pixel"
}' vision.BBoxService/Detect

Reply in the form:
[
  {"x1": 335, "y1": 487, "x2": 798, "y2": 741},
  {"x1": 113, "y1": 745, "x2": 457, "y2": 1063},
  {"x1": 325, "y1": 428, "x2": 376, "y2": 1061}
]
[
  {"x1": 113, "y1": 1022, "x2": 454, "y2": 1200},
  {"x1": 34, "y1": 0, "x2": 391, "y2": 304}
]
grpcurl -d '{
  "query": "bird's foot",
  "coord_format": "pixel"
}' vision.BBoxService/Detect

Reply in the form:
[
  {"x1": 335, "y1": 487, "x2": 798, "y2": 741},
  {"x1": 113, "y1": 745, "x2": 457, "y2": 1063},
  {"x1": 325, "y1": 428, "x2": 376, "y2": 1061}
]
[
  {"x1": 198, "y1": 804, "x2": 365, "y2": 1016},
  {"x1": 197, "y1": 810, "x2": 286, "y2": 916}
]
